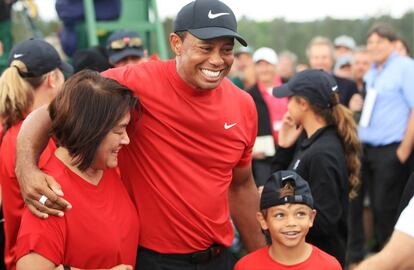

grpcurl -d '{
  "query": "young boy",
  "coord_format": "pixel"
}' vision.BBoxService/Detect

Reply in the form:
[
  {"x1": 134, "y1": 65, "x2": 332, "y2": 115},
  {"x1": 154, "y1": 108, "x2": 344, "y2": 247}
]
[{"x1": 234, "y1": 170, "x2": 341, "y2": 269}]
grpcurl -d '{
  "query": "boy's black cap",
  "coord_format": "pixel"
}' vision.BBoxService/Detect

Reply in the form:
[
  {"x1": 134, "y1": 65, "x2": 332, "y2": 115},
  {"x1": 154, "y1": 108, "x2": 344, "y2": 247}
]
[
  {"x1": 106, "y1": 30, "x2": 145, "y2": 64},
  {"x1": 8, "y1": 38, "x2": 73, "y2": 77},
  {"x1": 273, "y1": 69, "x2": 338, "y2": 108},
  {"x1": 260, "y1": 170, "x2": 314, "y2": 210},
  {"x1": 173, "y1": 0, "x2": 247, "y2": 46}
]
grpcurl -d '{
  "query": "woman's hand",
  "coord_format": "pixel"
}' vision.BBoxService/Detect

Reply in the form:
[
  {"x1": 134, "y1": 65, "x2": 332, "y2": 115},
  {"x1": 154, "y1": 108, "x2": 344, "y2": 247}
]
[{"x1": 278, "y1": 112, "x2": 303, "y2": 148}]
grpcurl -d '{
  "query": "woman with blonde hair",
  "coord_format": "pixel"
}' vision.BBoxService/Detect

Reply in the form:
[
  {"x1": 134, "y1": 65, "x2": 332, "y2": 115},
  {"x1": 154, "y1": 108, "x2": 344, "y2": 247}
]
[
  {"x1": 272, "y1": 69, "x2": 361, "y2": 267},
  {"x1": 0, "y1": 38, "x2": 72, "y2": 270}
]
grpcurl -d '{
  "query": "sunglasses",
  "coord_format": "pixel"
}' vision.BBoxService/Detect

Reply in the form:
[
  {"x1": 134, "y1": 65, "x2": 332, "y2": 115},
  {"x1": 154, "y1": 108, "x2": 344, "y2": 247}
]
[{"x1": 109, "y1": 37, "x2": 143, "y2": 50}]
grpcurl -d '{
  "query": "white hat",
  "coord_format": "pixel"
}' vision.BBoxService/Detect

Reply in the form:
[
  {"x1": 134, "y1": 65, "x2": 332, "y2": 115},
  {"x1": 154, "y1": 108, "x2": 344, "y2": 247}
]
[
  {"x1": 334, "y1": 35, "x2": 356, "y2": 50},
  {"x1": 253, "y1": 47, "x2": 278, "y2": 65}
]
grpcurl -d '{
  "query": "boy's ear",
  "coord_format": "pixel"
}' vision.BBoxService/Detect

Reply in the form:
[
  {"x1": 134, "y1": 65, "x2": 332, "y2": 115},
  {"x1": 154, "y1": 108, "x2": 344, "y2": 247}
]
[
  {"x1": 256, "y1": 212, "x2": 268, "y2": 230},
  {"x1": 309, "y1": 209, "x2": 317, "y2": 228}
]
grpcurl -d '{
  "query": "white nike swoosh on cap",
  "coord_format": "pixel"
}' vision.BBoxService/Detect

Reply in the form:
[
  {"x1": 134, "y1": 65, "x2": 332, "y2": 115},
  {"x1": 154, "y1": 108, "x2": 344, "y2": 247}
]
[
  {"x1": 224, "y1": 122, "x2": 237, "y2": 129},
  {"x1": 208, "y1": 10, "x2": 230, "y2": 19},
  {"x1": 282, "y1": 175, "x2": 294, "y2": 180},
  {"x1": 332, "y1": 85, "x2": 338, "y2": 91},
  {"x1": 13, "y1": 53, "x2": 24, "y2": 58}
]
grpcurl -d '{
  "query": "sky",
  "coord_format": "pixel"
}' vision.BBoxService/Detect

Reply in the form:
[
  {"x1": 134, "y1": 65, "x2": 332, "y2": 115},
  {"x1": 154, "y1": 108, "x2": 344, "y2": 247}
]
[{"x1": 33, "y1": 0, "x2": 414, "y2": 22}]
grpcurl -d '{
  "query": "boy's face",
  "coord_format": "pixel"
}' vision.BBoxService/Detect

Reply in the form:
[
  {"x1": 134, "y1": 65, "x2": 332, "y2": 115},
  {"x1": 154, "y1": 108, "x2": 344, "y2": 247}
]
[{"x1": 257, "y1": 203, "x2": 316, "y2": 248}]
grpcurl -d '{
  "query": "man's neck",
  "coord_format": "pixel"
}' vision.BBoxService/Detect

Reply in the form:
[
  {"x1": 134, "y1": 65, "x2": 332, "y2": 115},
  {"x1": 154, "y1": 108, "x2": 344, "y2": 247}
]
[
  {"x1": 268, "y1": 241, "x2": 313, "y2": 265},
  {"x1": 375, "y1": 52, "x2": 393, "y2": 71}
]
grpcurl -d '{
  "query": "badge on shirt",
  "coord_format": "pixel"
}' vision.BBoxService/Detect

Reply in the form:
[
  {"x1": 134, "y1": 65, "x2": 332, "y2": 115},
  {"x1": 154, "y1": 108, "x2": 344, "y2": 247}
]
[{"x1": 359, "y1": 88, "x2": 377, "y2": 128}]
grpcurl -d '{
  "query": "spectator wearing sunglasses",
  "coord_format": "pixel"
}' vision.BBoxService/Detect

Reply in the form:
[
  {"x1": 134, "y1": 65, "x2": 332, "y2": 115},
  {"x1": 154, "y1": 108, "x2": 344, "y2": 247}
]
[{"x1": 106, "y1": 30, "x2": 147, "y2": 67}]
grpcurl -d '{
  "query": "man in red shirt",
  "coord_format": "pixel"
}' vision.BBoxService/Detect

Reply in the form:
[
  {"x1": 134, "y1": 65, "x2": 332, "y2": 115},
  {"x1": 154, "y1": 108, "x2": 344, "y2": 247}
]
[{"x1": 14, "y1": 0, "x2": 265, "y2": 269}]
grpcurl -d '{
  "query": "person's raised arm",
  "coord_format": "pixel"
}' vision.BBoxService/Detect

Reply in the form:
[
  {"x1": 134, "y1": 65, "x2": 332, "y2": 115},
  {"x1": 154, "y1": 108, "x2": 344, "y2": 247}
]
[
  {"x1": 354, "y1": 230, "x2": 414, "y2": 270},
  {"x1": 229, "y1": 165, "x2": 266, "y2": 252},
  {"x1": 15, "y1": 106, "x2": 71, "y2": 218}
]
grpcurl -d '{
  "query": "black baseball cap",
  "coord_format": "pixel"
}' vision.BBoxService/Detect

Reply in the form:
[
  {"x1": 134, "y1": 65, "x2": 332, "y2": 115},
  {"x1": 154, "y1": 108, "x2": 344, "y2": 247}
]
[
  {"x1": 106, "y1": 30, "x2": 145, "y2": 64},
  {"x1": 173, "y1": 0, "x2": 247, "y2": 46},
  {"x1": 72, "y1": 46, "x2": 111, "y2": 73},
  {"x1": 273, "y1": 69, "x2": 339, "y2": 108},
  {"x1": 260, "y1": 170, "x2": 314, "y2": 210},
  {"x1": 8, "y1": 38, "x2": 73, "y2": 77}
]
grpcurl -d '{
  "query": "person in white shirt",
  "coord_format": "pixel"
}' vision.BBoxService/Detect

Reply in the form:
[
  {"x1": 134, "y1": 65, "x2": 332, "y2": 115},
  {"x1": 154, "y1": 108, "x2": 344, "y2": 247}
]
[{"x1": 355, "y1": 195, "x2": 414, "y2": 270}]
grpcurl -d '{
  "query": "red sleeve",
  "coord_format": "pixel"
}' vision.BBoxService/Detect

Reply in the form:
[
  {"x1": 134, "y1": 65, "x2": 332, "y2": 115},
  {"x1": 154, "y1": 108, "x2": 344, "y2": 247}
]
[
  {"x1": 233, "y1": 260, "x2": 244, "y2": 270},
  {"x1": 15, "y1": 209, "x2": 66, "y2": 265},
  {"x1": 101, "y1": 65, "x2": 141, "y2": 97},
  {"x1": 236, "y1": 93, "x2": 258, "y2": 168}
]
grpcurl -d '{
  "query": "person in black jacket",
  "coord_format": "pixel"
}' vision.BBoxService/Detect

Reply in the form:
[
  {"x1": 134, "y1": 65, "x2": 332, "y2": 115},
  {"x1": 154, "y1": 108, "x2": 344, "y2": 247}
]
[
  {"x1": 306, "y1": 36, "x2": 359, "y2": 107},
  {"x1": 272, "y1": 69, "x2": 361, "y2": 267}
]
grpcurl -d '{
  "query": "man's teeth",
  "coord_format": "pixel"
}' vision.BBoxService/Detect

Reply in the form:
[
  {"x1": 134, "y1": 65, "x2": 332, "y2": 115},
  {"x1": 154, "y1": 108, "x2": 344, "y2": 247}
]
[{"x1": 201, "y1": 69, "x2": 220, "y2": 78}]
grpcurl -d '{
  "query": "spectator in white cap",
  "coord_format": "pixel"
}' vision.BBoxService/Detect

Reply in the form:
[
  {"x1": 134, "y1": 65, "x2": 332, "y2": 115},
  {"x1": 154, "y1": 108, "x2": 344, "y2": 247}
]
[
  {"x1": 246, "y1": 47, "x2": 287, "y2": 190},
  {"x1": 334, "y1": 35, "x2": 356, "y2": 59},
  {"x1": 334, "y1": 54, "x2": 353, "y2": 80},
  {"x1": 252, "y1": 47, "x2": 280, "y2": 89}
]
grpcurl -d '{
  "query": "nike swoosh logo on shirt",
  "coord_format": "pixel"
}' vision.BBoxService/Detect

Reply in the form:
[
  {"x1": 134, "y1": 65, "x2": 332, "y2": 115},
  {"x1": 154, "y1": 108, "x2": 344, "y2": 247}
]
[
  {"x1": 224, "y1": 123, "x2": 237, "y2": 129},
  {"x1": 208, "y1": 10, "x2": 230, "y2": 19}
]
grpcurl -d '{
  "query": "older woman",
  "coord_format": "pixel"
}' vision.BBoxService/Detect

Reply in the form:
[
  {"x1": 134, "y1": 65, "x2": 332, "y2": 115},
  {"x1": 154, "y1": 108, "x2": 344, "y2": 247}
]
[{"x1": 15, "y1": 70, "x2": 139, "y2": 270}]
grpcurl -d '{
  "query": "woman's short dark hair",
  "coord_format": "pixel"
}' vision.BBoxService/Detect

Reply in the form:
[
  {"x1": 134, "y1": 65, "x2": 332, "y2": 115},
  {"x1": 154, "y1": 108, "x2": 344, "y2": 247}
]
[{"x1": 49, "y1": 70, "x2": 138, "y2": 171}]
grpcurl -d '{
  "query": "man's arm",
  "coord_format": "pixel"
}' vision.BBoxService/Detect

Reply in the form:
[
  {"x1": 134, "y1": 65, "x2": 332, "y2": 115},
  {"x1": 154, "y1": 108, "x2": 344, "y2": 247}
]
[
  {"x1": 15, "y1": 106, "x2": 71, "y2": 218},
  {"x1": 355, "y1": 230, "x2": 414, "y2": 270},
  {"x1": 229, "y1": 165, "x2": 266, "y2": 252},
  {"x1": 397, "y1": 110, "x2": 414, "y2": 163}
]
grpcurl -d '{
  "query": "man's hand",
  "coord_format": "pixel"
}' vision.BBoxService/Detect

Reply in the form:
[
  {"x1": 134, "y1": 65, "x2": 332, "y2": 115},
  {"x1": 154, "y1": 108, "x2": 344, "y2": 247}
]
[
  {"x1": 15, "y1": 106, "x2": 71, "y2": 218},
  {"x1": 278, "y1": 112, "x2": 303, "y2": 148},
  {"x1": 229, "y1": 166, "x2": 266, "y2": 252},
  {"x1": 349, "y1": 93, "x2": 364, "y2": 112},
  {"x1": 16, "y1": 167, "x2": 71, "y2": 219},
  {"x1": 252, "y1": 151, "x2": 266, "y2": 160},
  {"x1": 396, "y1": 145, "x2": 410, "y2": 164}
]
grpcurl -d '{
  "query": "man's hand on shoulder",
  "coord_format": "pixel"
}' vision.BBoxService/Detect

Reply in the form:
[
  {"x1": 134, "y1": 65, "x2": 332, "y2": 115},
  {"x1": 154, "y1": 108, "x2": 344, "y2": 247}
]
[{"x1": 16, "y1": 167, "x2": 71, "y2": 219}]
